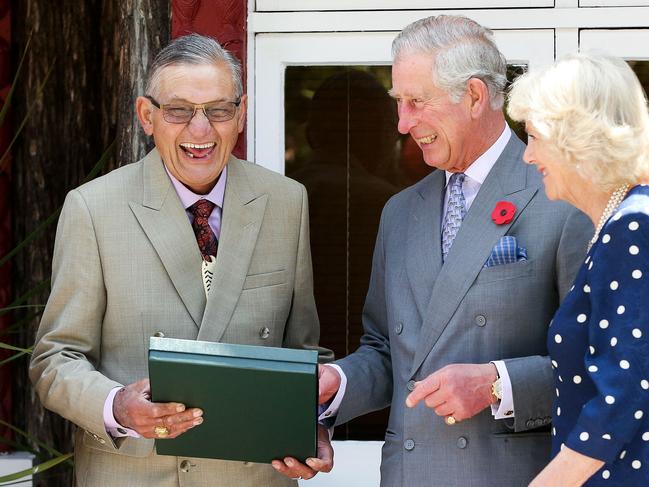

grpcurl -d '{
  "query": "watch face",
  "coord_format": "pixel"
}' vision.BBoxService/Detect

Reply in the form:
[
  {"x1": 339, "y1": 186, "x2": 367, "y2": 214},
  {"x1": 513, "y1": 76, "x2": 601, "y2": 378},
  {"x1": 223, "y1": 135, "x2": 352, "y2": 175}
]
[{"x1": 492, "y1": 378, "x2": 503, "y2": 400}]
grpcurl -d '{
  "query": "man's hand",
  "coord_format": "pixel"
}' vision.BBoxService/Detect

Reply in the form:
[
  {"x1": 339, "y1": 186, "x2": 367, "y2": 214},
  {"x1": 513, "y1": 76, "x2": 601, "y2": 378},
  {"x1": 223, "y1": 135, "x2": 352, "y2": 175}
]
[
  {"x1": 113, "y1": 378, "x2": 203, "y2": 439},
  {"x1": 272, "y1": 425, "x2": 334, "y2": 480},
  {"x1": 318, "y1": 364, "x2": 341, "y2": 405},
  {"x1": 405, "y1": 363, "x2": 498, "y2": 422}
]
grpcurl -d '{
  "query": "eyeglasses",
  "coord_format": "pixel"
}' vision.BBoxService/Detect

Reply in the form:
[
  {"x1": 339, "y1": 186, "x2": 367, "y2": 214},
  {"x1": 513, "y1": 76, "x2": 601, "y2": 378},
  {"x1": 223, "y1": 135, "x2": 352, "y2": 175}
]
[{"x1": 145, "y1": 95, "x2": 241, "y2": 124}]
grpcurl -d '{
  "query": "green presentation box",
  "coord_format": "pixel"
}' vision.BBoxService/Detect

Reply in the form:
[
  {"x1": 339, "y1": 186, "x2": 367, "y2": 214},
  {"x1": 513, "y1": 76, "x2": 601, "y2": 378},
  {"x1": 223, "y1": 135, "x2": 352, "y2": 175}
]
[{"x1": 148, "y1": 337, "x2": 318, "y2": 464}]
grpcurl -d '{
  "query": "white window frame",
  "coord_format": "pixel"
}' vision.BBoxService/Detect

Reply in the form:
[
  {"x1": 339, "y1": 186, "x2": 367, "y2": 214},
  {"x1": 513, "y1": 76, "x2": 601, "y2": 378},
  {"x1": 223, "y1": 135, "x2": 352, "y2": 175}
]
[
  {"x1": 256, "y1": 0, "x2": 553, "y2": 11},
  {"x1": 247, "y1": 5, "x2": 649, "y2": 161},
  {"x1": 580, "y1": 0, "x2": 649, "y2": 7},
  {"x1": 249, "y1": 30, "x2": 553, "y2": 173},
  {"x1": 580, "y1": 28, "x2": 649, "y2": 58}
]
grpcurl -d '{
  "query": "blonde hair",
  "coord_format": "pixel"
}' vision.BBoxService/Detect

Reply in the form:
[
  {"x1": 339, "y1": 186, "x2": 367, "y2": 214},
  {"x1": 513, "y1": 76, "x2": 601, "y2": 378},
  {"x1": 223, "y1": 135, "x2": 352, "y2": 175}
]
[{"x1": 507, "y1": 52, "x2": 649, "y2": 189}]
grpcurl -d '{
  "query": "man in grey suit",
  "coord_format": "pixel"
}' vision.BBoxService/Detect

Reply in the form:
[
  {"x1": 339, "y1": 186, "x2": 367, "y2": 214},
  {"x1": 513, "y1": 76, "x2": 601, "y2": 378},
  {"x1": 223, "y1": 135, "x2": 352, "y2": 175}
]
[
  {"x1": 30, "y1": 34, "x2": 332, "y2": 486},
  {"x1": 317, "y1": 15, "x2": 592, "y2": 486}
]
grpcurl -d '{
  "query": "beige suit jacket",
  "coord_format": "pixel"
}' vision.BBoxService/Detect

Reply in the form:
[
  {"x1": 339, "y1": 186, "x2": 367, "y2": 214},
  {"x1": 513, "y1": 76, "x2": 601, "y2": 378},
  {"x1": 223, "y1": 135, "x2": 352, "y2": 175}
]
[{"x1": 30, "y1": 149, "x2": 331, "y2": 486}]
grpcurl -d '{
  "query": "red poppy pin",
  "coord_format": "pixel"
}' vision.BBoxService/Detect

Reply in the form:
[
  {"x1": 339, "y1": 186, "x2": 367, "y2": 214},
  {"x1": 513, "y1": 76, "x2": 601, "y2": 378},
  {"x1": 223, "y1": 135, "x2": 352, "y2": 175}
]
[{"x1": 491, "y1": 201, "x2": 516, "y2": 225}]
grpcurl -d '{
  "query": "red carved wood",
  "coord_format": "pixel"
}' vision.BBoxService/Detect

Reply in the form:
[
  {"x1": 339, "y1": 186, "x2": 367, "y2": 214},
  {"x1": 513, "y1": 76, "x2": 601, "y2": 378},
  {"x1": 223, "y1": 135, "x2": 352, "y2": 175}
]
[
  {"x1": 0, "y1": 0, "x2": 11, "y2": 452},
  {"x1": 171, "y1": 0, "x2": 247, "y2": 159}
]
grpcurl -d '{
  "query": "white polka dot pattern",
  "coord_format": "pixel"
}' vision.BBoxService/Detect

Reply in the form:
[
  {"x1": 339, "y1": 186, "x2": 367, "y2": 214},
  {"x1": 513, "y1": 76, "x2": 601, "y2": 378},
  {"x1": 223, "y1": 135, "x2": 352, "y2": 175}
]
[{"x1": 546, "y1": 189, "x2": 649, "y2": 483}]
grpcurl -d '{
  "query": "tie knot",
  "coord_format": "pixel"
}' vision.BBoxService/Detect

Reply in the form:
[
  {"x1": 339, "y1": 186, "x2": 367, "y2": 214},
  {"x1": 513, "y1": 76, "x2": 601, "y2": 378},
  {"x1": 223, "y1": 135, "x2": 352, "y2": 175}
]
[
  {"x1": 189, "y1": 199, "x2": 216, "y2": 219},
  {"x1": 449, "y1": 172, "x2": 465, "y2": 188}
]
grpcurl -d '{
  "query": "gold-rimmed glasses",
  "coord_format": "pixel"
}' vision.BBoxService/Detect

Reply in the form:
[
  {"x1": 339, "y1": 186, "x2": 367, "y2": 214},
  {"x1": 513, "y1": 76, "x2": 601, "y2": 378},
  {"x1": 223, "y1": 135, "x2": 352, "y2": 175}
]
[{"x1": 145, "y1": 95, "x2": 241, "y2": 124}]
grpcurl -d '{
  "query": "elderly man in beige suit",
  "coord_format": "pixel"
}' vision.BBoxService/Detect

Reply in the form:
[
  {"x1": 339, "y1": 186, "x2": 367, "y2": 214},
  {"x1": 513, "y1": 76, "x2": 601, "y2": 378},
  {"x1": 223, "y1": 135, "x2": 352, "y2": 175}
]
[{"x1": 29, "y1": 34, "x2": 333, "y2": 486}]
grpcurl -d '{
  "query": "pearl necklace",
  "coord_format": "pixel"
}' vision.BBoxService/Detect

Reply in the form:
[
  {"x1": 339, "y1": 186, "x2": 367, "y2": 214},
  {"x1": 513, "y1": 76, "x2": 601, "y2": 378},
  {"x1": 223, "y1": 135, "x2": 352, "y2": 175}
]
[{"x1": 587, "y1": 184, "x2": 631, "y2": 253}]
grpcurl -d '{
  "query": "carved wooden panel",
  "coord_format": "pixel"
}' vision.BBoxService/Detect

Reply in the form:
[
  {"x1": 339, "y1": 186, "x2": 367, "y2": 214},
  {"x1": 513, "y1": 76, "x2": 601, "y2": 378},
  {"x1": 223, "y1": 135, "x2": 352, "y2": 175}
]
[{"x1": 172, "y1": 0, "x2": 247, "y2": 159}]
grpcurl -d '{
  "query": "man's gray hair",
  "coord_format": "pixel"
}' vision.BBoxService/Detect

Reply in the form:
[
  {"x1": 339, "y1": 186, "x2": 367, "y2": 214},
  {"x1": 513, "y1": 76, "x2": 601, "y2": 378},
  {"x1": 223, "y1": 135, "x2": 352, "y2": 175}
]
[
  {"x1": 392, "y1": 15, "x2": 507, "y2": 109},
  {"x1": 145, "y1": 33, "x2": 243, "y2": 100}
]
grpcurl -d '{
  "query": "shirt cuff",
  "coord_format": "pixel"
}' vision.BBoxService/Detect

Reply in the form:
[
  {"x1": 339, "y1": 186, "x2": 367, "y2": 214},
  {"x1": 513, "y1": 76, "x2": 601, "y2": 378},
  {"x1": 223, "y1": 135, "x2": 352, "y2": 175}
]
[
  {"x1": 490, "y1": 361, "x2": 515, "y2": 419},
  {"x1": 104, "y1": 386, "x2": 141, "y2": 438},
  {"x1": 318, "y1": 364, "x2": 347, "y2": 422}
]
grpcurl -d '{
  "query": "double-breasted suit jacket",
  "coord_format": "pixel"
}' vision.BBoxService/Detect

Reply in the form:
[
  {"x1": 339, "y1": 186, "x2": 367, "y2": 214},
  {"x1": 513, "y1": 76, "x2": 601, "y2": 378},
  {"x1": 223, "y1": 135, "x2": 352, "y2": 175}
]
[
  {"x1": 334, "y1": 135, "x2": 592, "y2": 486},
  {"x1": 30, "y1": 149, "x2": 332, "y2": 486}
]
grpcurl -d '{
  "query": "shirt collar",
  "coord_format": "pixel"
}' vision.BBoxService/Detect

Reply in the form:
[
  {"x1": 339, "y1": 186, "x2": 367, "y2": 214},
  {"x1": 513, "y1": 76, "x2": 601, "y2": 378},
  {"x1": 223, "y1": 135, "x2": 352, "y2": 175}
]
[
  {"x1": 445, "y1": 124, "x2": 511, "y2": 186},
  {"x1": 164, "y1": 164, "x2": 227, "y2": 210}
]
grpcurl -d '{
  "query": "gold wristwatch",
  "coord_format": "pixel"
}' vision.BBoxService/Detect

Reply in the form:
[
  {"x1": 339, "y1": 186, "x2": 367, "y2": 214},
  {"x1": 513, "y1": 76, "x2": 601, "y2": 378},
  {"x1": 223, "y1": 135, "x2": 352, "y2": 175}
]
[{"x1": 491, "y1": 373, "x2": 502, "y2": 401}]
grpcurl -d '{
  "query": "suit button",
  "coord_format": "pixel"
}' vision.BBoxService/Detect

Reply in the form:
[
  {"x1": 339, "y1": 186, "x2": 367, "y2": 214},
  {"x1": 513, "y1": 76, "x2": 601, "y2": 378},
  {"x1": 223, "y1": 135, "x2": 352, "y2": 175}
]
[
  {"x1": 526, "y1": 420, "x2": 535, "y2": 429},
  {"x1": 259, "y1": 327, "x2": 270, "y2": 339},
  {"x1": 407, "y1": 380, "x2": 416, "y2": 392},
  {"x1": 475, "y1": 315, "x2": 486, "y2": 327},
  {"x1": 153, "y1": 331, "x2": 165, "y2": 338},
  {"x1": 404, "y1": 439, "x2": 415, "y2": 451},
  {"x1": 180, "y1": 460, "x2": 194, "y2": 473},
  {"x1": 98, "y1": 438, "x2": 106, "y2": 444},
  {"x1": 395, "y1": 322, "x2": 403, "y2": 335},
  {"x1": 457, "y1": 437, "x2": 468, "y2": 449},
  {"x1": 534, "y1": 418, "x2": 544, "y2": 428}
]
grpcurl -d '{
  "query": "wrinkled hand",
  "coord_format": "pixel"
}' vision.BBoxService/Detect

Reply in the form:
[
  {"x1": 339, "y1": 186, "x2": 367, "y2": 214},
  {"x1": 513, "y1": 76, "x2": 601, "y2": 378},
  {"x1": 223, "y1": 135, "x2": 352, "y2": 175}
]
[
  {"x1": 318, "y1": 364, "x2": 341, "y2": 405},
  {"x1": 405, "y1": 363, "x2": 498, "y2": 422},
  {"x1": 272, "y1": 425, "x2": 334, "y2": 480},
  {"x1": 113, "y1": 378, "x2": 203, "y2": 439}
]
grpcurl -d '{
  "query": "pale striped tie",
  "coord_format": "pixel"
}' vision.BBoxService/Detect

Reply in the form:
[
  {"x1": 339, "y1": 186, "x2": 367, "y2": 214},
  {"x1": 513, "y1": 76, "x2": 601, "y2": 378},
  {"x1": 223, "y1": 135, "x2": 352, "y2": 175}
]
[{"x1": 441, "y1": 173, "x2": 467, "y2": 261}]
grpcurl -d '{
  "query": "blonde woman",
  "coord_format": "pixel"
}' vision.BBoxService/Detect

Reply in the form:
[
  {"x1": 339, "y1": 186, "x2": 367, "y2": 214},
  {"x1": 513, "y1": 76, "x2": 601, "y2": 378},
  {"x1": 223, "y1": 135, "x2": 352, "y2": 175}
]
[{"x1": 508, "y1": 53, "x2": 649, "y2": 486}]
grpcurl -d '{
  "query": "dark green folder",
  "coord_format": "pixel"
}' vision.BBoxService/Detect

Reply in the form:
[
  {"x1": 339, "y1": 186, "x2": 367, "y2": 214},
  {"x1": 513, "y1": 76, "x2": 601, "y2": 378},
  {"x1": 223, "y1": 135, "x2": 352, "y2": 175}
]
[{"x1": 148, "y1": 337, "x2": 318, "y2": 464}]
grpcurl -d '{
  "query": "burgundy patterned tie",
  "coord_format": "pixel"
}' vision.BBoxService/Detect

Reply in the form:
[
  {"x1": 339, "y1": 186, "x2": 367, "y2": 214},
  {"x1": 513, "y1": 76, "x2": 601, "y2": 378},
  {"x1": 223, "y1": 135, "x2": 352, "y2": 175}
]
[{"x1": 189, "y1": 199, "x2": 218, "y2": 260}]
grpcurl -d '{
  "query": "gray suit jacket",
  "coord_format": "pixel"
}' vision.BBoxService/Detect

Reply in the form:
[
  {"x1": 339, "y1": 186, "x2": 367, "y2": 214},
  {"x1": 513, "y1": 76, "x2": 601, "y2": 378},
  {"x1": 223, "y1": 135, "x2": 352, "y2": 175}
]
[
  {"x1": 335, "y1": 135, "x2": 592, "y2": 486},
  {"x1": 29, "y1": 149, "x2": 332, "y2": 487}
]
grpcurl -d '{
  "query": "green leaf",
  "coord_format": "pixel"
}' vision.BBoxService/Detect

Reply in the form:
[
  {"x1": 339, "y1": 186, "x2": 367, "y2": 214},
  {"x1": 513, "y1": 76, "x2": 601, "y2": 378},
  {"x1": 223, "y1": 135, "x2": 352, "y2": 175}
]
[
  {"x1": 0, "y1": 436, "x2": 37, "y2": 456},
  {"x1": 0, "y1": 311, "x2": 43, "y2": 336},
  {"x1": 82, "y1": 138, "x2": 116, "y2": 184},
  {"x1": 0, "y1": 452, "x2": 73, "y2": 484},
  {"x1": 0, "y1": 351, "x2": 28, "y2": 366},
  {"x1": 0, "y1": 420, "x2": 63, "y2": 459},
  {"x1": 0, "y1": 210, "x2": 61, "y2": 270},
  {"x1": 0, "y1": 280, "x2": 50, "y2": 317},
  {"x1": 0, "y1": 343, "x2": 31, "y2": 354},
  {"x1": 0, "y1": 305, "x2": 45, "y2": 312},
  {"x1": 0, "y1": 57, "x2": 56, "y2": 173},
  {"x1": 0, "y1": 138, "x2": 114, "y2": 270},
  {"x1": 0, "y1": 31, "x2": 31, "y2": 128}
]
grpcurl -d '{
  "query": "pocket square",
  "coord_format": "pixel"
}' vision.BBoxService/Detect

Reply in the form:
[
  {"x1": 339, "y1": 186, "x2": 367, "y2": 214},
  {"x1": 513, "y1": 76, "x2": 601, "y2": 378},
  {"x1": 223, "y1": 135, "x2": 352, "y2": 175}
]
[{"x1": 484, "y1": 236, "x2": 527, "y2": 267}]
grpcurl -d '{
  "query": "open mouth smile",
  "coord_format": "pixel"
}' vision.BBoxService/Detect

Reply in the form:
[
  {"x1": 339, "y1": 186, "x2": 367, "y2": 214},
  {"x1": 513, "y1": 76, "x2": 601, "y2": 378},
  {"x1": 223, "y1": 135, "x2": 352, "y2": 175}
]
[
  {"x1": 179, "y1": 142, "x2": 216, "y2": 159},
  {"x1": 417, "y1": 135, "x2": 437, "y2": 145}
]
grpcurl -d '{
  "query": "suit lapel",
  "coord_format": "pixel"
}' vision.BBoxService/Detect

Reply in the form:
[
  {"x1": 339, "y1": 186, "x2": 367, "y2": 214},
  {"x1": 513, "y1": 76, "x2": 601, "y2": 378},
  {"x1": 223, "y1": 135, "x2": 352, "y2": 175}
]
[
  {"x1": 197, "y1": 157, "x2": 267, "y2": 343},
  {"x1": 129, "y1": 149, "x2": 206, "y2": 328},
  {"x1": 410, "y1": 137, "x2": 538, "y2": 375},
  {"x1": 405, "y1": 170, "x2": 445, "y2": 319}
]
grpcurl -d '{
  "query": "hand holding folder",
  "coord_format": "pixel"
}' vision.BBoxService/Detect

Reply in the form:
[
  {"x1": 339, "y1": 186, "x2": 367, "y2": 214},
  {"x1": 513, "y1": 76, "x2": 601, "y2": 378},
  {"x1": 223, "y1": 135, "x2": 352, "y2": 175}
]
[
  {"x1": 112, "y1": 377, "x2": 203, "y2": 439},
  {"x1": 271, "y1": 424, "x2": 334, "y2": 480}
]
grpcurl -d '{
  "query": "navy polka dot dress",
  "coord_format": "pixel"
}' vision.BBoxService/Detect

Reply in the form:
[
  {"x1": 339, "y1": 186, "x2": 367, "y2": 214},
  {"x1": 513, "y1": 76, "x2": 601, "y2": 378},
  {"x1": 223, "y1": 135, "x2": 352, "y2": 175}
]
[{"x1": 548, "y1": 185, "x2": 649, "y2": 485}]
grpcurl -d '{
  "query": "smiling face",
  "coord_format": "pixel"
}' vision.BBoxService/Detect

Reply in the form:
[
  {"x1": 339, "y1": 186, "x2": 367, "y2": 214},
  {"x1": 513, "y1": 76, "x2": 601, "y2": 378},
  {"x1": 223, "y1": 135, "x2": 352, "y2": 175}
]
[
  {"x1": 391, "y1": 53, "x2": 480, "y2": 173},
  {"x1": 523, "y1": 122, "x2": 575, "y2": 202},
  {"x1": 136, "y1": 62, "x2": 246, "y2": 194}
]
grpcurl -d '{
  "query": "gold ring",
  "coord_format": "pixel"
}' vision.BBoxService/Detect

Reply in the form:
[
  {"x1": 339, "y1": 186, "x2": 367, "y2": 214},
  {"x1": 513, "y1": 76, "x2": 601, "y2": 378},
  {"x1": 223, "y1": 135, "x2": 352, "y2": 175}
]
[
  {"x1": 154, "y1": 426, "x2": 170, "y2": 437},
  {"x1": 445, "y1": 416, "x2": 456, "y2": 425}
]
